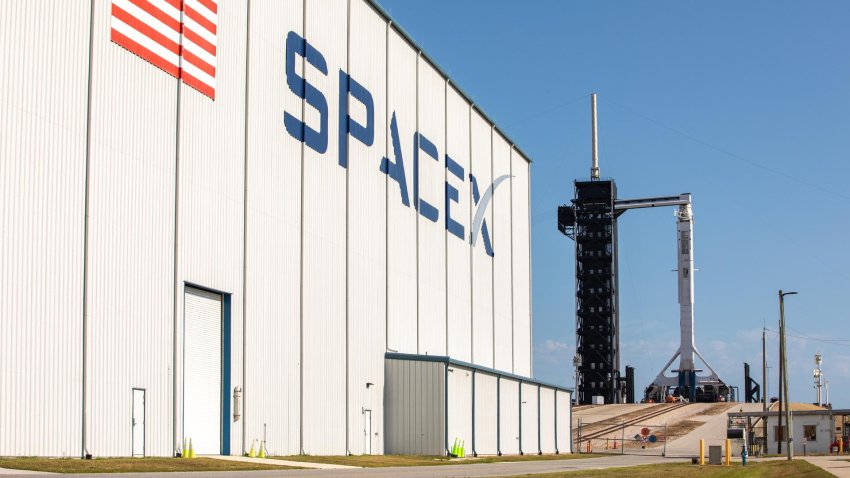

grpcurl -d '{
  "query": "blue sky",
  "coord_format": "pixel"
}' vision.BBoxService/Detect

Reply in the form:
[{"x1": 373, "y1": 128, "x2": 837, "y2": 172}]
[{"x1": 378, "y1": 0, "x2": 850, "y2": 407}]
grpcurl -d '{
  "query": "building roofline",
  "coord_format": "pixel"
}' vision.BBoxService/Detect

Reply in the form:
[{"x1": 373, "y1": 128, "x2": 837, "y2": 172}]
[
  {"x1": 366, "y1": 0, "x2": 534, "y2": 164},
  {"x1": 385, "y1": 352, "x2": 573, "y2": 393}
]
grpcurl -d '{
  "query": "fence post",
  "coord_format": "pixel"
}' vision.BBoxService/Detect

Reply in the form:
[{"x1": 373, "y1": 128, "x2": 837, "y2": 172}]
[
  {"x1": 578, "y1": 418, "x2": 582, "y2": 454},
  {"x1": 621, "y1": 420, "x2": 625, "y2": 455},
  {"x1": 663, "y1": 425, "x2": 667, "y2": 457}
]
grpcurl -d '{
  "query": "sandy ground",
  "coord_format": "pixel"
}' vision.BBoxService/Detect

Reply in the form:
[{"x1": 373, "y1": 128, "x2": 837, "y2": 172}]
[
  {"x1": 663, "y1": 403, "x2": 764, "y2": 458},
  {"x1": 572, "y1": 402, "x2": 764, "y2": 457}
]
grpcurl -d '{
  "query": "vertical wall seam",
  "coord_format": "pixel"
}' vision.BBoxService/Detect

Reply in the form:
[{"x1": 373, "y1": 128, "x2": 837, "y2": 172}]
[
  {"x1": 490, "y1": 125, "x2": 494, "y2": 367},
  {"x1": 537, "y1": 385, "x2": 541, "y2": 454},
  {"x1": 344, "y1": 0, "x2": 351, "y2": 455},
  {"x1": 443, "y1": 78, "x2": 448, "y2": 357},
  {"x1": 241, "y1": 0, "x2": 252, "y2": 457},
  {"x1": 81, "y1": 0, "x2": 96, "y2": 459},
  {"x1": 415, "y1": 51, "x2": 420, "y2": 355},
  {"x1": 471, "y1": 369, "x2": 476, "y2": 456},
  {"x1": 496, "y1": 375, "x2": 500, "y2": 456},
  {"x1": 468, "y1": 105, "x2": 474, "y2": 364},
  {"x1": 554, "y1": 390, "x2": 558, "y2": 454},
  {"x1": 298, "y1": 0, "x2": 307, "y2": 454},
  {"x1": 527, "y1": 164, "x2": 532, "y2": 377},
  {"x1": 518, "y1": 380, "x2": 522, "y2": 455},
  {"x1": 509, "y1": 147, "x2": 515, "y2": 373},
  {"x1": 172, "y1": 1, "x2": 185, "y2": 456},
  {"x1": 384, "y1": 21, "x2": 390, "y2": 353}
]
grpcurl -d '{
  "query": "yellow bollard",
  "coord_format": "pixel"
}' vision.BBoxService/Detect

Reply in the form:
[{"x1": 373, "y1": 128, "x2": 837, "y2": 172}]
[
  {"x1": 699, "y1": 439, "x2": 705, "y2": 466},
  {"x1": 725, "y1": 439, "x2": 731, "y2": 466}
]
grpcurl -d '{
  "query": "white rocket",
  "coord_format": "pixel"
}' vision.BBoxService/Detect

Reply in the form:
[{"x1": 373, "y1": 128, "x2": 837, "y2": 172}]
[{"x1": 614, "y1": 193, "x2": 725, "y2": 401}]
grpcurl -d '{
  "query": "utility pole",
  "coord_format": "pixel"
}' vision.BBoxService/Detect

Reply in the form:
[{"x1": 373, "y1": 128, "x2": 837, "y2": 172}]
[
  {"x1": 779, "y1": 290, "x2": 798, "y2": 461},
  {"x1": 762, "y1": 328, "x2": 767, "y2": 453},
  {"x1": 777, "y1": 318, "x2": 783, "y2": 454}
]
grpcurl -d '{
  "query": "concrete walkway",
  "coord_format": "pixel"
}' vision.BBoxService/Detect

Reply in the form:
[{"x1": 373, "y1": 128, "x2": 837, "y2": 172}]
[
  {"x1": 0, "y1": 468, "x2": 53, "y2": 476},
  {"x1": 207, "y1": 455, "x2": 358, "y2": 470},
  {"x1": 0, "y1": 455, "x2": 685, "y2": 478},
  {"x1": 802, "y1": 456, "x2": 850, "y2": 477}
]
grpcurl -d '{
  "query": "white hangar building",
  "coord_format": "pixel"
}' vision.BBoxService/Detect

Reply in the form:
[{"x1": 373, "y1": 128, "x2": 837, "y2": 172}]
[{"x1": 0, "y1": 0, "x2": 572, "y2": 457}]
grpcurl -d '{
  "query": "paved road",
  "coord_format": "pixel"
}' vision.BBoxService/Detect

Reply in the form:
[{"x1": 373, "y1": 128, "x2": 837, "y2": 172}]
[{"x1": 0, "y1": 455, "x2": 685, "y2": 478}]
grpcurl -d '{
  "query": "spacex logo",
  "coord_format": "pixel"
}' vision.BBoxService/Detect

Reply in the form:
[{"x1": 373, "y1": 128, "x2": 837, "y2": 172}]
[
  {"x1": 284, "y1": 31, "x2": 508, "y2": 257},
  {"x1": 470, "y1": 174, "x2": 511, "y2": 257}
]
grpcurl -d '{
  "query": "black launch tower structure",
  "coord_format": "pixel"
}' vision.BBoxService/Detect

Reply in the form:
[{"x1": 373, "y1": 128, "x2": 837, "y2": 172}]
[{"x1": 558, "y1": 179, "x2": 623, "y2": 404}]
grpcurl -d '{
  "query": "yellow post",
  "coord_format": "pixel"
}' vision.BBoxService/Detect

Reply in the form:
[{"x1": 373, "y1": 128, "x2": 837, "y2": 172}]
[
  {"x1": 725, "y1": 439, "x2": 731, "y2": 466},
  {"x1": 840, "y1": 438, "x2": 844, "y2": 454},
  {"x1": 699, "y1": 439, "x2": 705, "y2": 466}
]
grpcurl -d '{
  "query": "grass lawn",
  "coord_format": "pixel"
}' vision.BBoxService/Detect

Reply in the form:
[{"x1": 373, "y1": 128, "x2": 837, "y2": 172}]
[
  {"x1": 0, "y1": 457, "x2": 297, "y2": 474},
  {"x1": 493, "y1": 460, "x2": 831, "y2": 477},
  {"x1": 275, "y1": 453, "x2": 605, "y2": 467}
]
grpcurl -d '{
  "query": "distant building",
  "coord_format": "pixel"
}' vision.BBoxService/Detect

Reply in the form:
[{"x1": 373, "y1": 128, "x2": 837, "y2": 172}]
[{"x1": 729, "y1": 408, "x2": 850, "y2": 455}]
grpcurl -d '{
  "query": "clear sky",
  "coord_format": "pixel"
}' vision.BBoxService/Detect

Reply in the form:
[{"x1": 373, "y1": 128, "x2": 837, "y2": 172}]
[{"x1": 378, "y1": 0, "x2": 850, "y2": 407}]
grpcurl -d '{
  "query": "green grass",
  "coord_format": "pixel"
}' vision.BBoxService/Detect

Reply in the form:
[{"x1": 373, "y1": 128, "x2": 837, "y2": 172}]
[
  {"x1": 493, "y1": 460, "x2": 831, "y2": 477},
  {"x1": 275, "y1": 453, "x2": 605, "y2": 467},
  {"x1": 0, "y1": 457, "x2": 297, "y2": 474}
]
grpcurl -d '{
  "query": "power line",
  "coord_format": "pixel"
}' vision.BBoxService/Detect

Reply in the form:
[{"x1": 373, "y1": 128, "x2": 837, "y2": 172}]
[
  {"x1": 604, "y1": 97, "x2": 850, "y2": 201},
  {"x1": 504, "y1": 93, "x2": 590, "y2": 128},
  {"x1": 765, "y1": 327, "x2": 850, "y2": 347}
]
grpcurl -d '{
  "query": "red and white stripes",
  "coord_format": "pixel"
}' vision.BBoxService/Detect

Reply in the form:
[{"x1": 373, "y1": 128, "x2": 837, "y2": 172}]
[{"x1": 110, "y1": 0, "x2": 218, "y2": 99}]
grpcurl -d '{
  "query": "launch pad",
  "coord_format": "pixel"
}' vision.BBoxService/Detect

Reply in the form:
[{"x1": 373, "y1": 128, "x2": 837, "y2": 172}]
[{"x1": 557, "y1": 94, "x2": 729, "y2": 404}]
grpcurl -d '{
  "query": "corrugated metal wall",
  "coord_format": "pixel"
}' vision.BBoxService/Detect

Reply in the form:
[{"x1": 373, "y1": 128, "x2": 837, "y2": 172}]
[
  {"x1": 499, "y1": 378, "x2": 520, "y2": 454},
  {"x1": 86, "y1": 0, "x2": 178, "y2": 457},
  {"x1": 385, "y1": 357, "x2": 570, "y2": 457},
  {"x1": 520, "y1": 382, "x2": 539, "y2": 454},
  {"x1": 300, "y1": 0, "x2": 348, "y2": 456},
  {"x1": 539, "y1": 387, "x2": 556, "y2": 453},
  {"x1": 1, "y1": 0, "x2": 536, "y2": 457},
  {"x1": 446, "y1": 366, "x2": 473, "y2": 453},
  {"x1": 0, "y1": 0, "x2": 89, "y2": 457},
  {"x1": 445, "y1": 85, "x2": 472, "y2": 363},
  {"x1": 347, "y1": 0, "x2": 388, "y2": 456},
  {"x1": 176, "y1": 0, "x2": 247, "y2": 455},
  {"x1": 416, "y1": 60, "x2": 447, "y2": 357},
  {"x1": 470, "y1": 110, "x2": 494, "y2": 367},
  {"x1": 511, "y1": 149, "x2": 532, "y2": 376},
  {"x1": 555, "y1": 390, "x2": 571, "y2": 453},
  {"x1": 384, "y1": 359, "x2": 445, "y2": 455},
  {"x1": 243, "y1": 0, "x2": 303, "y2": 457},
  {"x1": 492, "y1": 133, "x2": 513, "y2": 372},
  {"x1": 473, "y1": 372, "x2": 498, "y2": 455},
  {"x1": 385, "y1": 27, "x2": 418, "y2": 355}
]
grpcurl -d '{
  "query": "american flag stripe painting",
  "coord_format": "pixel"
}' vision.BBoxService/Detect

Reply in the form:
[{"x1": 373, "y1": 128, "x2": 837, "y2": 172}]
[{"x1": 110, "y1": 0, "x2": 218, "y2": 99}]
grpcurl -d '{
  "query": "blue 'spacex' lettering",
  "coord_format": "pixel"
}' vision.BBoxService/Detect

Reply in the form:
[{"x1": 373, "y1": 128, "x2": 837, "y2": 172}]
[
  {"x1": 284, "y1": 32, "x2": 328, "y2": 154},
  {"x1": 284, "y1": 30, "x2": 506, "y2": 256}
]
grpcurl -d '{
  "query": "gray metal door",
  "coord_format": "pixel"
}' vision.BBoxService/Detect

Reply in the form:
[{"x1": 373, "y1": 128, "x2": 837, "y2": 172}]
[
  {"x1": 132, "y1": 389, "x2": 145, "y2": 456},
  {"x1": 363, "y1": 408, "x2": 372, "y2": 455}
]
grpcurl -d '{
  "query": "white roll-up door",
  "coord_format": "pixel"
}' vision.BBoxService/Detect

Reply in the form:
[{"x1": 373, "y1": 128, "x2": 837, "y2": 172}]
[{"x1": 184, "y1": 287, "x2": 222, "y2": 455}]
